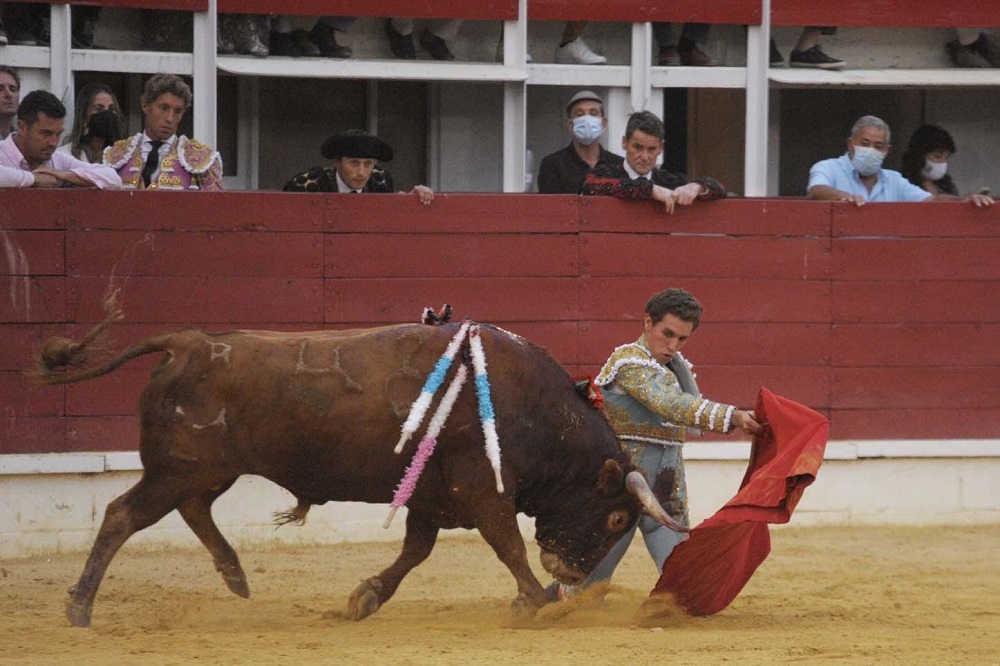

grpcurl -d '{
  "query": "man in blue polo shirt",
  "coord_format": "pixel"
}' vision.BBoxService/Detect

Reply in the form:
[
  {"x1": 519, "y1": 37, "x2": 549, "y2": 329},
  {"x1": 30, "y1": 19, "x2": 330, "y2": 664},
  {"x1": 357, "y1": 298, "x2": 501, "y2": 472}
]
[{"x1": 807, "y1": 115, "x2": 993, "y2": 207}]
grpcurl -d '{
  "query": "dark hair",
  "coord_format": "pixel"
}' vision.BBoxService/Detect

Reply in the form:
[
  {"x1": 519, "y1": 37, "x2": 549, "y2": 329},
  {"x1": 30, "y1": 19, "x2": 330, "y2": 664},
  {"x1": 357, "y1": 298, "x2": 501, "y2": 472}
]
[
  {"x1": 17, "y1": 90, "x2": 66, "y2": 126},
  {"x1": 0, "y1": 66, "x2": 20, "y2": 90},
  {"x1": 625, "y1": 110, "x2": 664, "y2": 141},
  {"x1": 65, "y1": 83, "x2": 127, "y2": 157},
  {"x1": 900, "y1": 125, "x2": 958, "y2": 195},
  {"x1": 645, "y1": 288, "x2": 702, "y2": 330},
  {"x1": 141, "y1": 73, "x2": 192, "y2": 109}
]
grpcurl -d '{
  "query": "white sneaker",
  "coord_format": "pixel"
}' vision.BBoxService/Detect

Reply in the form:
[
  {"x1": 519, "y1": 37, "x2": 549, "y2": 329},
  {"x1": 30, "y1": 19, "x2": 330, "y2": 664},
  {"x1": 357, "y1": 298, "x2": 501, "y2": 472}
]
[{"x1": 554, "y1": 37, "x2": 606, "y2": 65}]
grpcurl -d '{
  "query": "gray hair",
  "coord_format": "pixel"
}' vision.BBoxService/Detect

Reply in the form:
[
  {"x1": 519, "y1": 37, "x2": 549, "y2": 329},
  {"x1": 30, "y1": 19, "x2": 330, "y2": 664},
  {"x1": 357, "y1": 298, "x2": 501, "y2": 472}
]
[{"x1": 851, "y1": 115, "x2": 891, "y2": 144}]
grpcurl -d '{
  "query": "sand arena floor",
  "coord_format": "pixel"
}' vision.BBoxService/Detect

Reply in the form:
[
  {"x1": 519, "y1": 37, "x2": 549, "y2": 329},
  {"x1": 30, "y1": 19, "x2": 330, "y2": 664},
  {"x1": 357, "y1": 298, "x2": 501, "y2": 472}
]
[{"x1": 2, "y1": 524, "x2": 998, "y2": 665}]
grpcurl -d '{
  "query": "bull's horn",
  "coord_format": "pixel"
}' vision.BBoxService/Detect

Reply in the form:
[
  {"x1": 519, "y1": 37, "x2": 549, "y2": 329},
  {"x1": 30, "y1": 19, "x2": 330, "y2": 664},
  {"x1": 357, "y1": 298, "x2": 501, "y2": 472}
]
[{"x1": 625, "y1": 471, "x2": 689, "y2": 533}]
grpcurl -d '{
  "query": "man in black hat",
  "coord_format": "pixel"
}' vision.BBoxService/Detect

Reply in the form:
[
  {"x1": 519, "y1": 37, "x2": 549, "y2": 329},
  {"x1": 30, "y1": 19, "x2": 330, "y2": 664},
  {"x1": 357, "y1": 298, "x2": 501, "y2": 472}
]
[{"x1": 284, "y1": 129, "x2": 434, "y2": 204}]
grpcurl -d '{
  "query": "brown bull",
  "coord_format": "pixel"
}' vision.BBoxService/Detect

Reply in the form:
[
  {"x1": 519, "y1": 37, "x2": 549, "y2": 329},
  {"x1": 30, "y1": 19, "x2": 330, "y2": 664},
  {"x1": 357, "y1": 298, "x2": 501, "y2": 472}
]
[{"x1": 34, "y1": 320, "x2": 680, "y2": 627}]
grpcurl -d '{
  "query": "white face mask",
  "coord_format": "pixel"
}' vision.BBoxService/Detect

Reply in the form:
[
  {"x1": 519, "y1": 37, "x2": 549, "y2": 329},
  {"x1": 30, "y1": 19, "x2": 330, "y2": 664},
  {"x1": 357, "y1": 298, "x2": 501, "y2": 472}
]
[
  {"x1": 850, "y1": 145, "x2": 885, "y2": 177},
  {"x1": 572, "y1": 115, "x2": 604, "y2": 146},
  {"x1": 922, "y1": 159, "x2": 948, "y2": 181}
]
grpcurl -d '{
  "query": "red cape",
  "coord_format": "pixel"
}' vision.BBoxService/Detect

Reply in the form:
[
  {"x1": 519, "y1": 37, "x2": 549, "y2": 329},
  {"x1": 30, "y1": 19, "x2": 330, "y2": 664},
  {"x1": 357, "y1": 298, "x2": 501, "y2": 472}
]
[{"x1": 652, "y1": 387, "x2": 829, "y2": 614}]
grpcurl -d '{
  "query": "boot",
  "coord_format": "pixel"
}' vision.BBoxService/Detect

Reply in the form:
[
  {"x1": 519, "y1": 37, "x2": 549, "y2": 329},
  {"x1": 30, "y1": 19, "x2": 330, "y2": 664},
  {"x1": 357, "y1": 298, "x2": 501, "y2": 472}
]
[{"x1": 311, "y1": 22, "x2": 352, "y2": 58}]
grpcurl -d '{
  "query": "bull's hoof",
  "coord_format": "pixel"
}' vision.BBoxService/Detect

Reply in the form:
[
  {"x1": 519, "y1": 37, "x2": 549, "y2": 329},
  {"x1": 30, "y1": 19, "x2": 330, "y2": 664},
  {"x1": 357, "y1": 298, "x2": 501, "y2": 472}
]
[
  {"x1": 510, "y1": 593, "x2": 541, "y2": 617},
  {"x1": 66, "y1": 599, "x2": 92, "y2": 627},
  {"x1": 347, "y1": 578, "x2": 383, "y2": 621},
  {"x1": 223, "y1": 572, "x2": 250, "y2": 599}
]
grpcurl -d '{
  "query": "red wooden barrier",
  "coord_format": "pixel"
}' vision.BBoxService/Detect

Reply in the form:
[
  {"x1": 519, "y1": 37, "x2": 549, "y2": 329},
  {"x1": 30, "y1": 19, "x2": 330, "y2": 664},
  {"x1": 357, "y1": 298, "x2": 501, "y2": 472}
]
[
  {"x1": 2, "y1": 191, "x2": 999, "y2": 454},
  {"x1": 527, "y1": 0, "x2": 761, "y2": 24},
  {"x1": 17, "y1": 1, "x2": 207, "y2": 10},
  {"x1": 771, "y1": 0, "x2": 1000, "y2": 27}
]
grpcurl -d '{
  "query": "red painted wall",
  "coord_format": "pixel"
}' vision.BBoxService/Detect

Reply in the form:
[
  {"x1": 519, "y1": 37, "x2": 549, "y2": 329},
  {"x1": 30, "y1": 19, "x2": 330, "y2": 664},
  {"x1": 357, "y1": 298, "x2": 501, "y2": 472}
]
[{"x1": 2, "y1": 191, "x2": 998, "y2": 454}]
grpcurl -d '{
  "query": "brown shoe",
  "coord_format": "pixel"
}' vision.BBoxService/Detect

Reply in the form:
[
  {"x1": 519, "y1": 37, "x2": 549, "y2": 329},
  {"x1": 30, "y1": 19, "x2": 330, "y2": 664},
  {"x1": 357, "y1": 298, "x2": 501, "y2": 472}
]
[
  {"x1": 678, "y1": 38, "x2": 712, "y2": 66},
  {"x1": 658, "y1": 46, "x2": 680, "y2": 66}
]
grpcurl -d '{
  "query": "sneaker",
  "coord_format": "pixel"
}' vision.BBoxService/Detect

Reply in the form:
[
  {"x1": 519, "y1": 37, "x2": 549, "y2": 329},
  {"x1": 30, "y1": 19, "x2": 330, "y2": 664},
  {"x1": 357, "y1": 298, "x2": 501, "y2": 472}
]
[
  {"x1": 0, "y1": 21, "x2": 7, "y2": 47},
  {"x1": 658, "y1": 46, "x2": 681, "y2": 66},
  {"x1": 972, "y1": 34, "x2": 1000, "y2": 67},
  {"x1": 789, "y1": 45, "x2": 845, "y2": 69},
  {"x1": 385, "y1": 20, "x2": 415, "y2": 59},
  {"x1": 554, "y1": 37, "x2": 606, "y2": 65},
  {"x1": 311, "y1": 22, "x2": 351, "y2": 59},
  {"x1": 769, "y1": 40, "x2": 784, "y2": 66},
  {"x1": 419, "y1": 28, "x2": 454, "y2": 61},
  {"x1": 946, "y1": 40, "x2": 990, "y2": 68}
]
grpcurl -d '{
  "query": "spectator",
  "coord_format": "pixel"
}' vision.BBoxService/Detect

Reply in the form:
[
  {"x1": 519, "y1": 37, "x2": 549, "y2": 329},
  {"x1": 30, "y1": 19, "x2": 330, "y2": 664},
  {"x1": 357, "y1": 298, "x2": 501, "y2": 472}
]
[
  {"x1": 947, "y1": 29, "x2": 1000, "y2": 67},
  {"x1": 771, "y1": 27, "x2": 844, "y2": 69},
  {"x1": 0, "y1": 66, "x2": 18, "y2": 139},
  {"x1": 0, "y1": 89, "x2": 122, "y2": 189},
  {"x1": 546, "y1": 287, "x2": 763, "y2": 601},
  {"x1": 283, "y1": 129, "x2": 434, "y2": 205},
  {"x1": 385, "y1": 19, "x2": 462, "y2": 61},
  {"x1": 104, "y1": 74, "x2": 223, "y2": 191},
  {"x1": 807, "y1": 115, "x2": 992, "y2": 207},
  {"x1": 654, "y1": 23, "x2": 712, "y2": 66},
  {"x1": 554, "y1": 21, "x2": 606, "y2": 65},
  {"x1": 582, "y1": 109, "x2": 726, "y2": 214},
  {"x1": 71, "y1": 5, "x2": 102, "y2": 48},
  {"x1": 270, "y1": 16, "x2": 354, "y2": 58},
  {"x1": 58, "y1": 83, "x2": 127, "y2": 163},
  {"x1": 900, "y1": 125, "x2": 959, "y2": 196},
  {"x1": 536, "y1": 90, "x2": 623, "y2": 194}
]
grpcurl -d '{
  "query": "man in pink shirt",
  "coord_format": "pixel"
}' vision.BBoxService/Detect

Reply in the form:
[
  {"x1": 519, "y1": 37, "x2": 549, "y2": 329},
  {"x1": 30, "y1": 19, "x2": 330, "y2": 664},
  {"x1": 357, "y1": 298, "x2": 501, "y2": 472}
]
[{"x1": 0, "y1": 89, "x2": 121, "y2": 189}]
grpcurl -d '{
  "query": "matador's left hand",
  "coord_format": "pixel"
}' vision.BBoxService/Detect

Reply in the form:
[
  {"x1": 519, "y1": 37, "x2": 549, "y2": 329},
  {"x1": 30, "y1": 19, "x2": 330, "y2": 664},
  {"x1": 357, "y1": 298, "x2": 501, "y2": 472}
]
[{"x1": 731, "y1": 409, "x2": 764, "y2": 436}]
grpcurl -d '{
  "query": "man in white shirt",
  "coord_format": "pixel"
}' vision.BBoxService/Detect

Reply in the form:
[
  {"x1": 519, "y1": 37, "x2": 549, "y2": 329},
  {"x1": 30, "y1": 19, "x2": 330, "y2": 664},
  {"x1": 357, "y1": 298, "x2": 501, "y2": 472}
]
[
  {"x1": 0, "y1": 67, "x2": 20, "y2": 140},
  {"x1": 0, "y1": 89, "x2": 122, "y2": 189}
]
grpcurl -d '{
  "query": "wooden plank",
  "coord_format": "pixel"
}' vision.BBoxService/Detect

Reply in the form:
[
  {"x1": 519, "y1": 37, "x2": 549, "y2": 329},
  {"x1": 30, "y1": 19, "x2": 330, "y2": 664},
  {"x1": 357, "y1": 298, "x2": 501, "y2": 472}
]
[
  {"x1": 327, "y1": 194, "x2": 580, "y2": 234},
  {"x1": 832, "y1": 368, "x2": 1000, "y2": 409},
  {"x1": 581, "y1": 234, "x2": 831, "y2": 280},
  {"x1": 0, "y1": 417, "x2": 67, "y2": 455},
  {"x1": 65, "y1": 277, "x2": 325, "y2": 324},
  {"x1": 579, "y1": 197, "x2": 832, "y2": 237},
  {"x1": 832, "y1": 324, "x2": 1000, "y2": 367},
  {"x1": 66, "y1": 416, "x2": 140, "y2": 453},
  {"x1": 482, "y1": 320, "x2": 579, "y2": 368},
  {"x1": 833, "y1": 238, "x2": 1000, "y2": 281},
  {"x1": 325, "y1": 278, "x2": 580, "y2": 323},
  {"x1": 325, "y1": 234, "x2": 578, "y2": 278},
  {"x1": 579, "y1": 278, "x2": 832, "y2": 323},
  {"x1": 772, "y1": 0, "x2": 1000, "y2": 27},
  {"x1": 66, "y1": 191, "x2": 326, "y2": 233},
  {"x1": 833, "y1": 202, "x2": 1000, "y2": 239},
  {"x1": 831, "y1": 408, "x2": 1000, "y2": 440},
  {"x1": 0, "y1": 192, "x2": 68, "y2": 231},
  {"x1": 217, "y1": 0, "x2": 516, "y2": 19},
  {"x1": 529, "y1": 0, "x2": 761, "y2": 24},
  {"x1": 0, "y1": 277, "x2": 65, "y2": 324},
  {"x1": 579, "y1": 321, "x2": 831, "y2": 367},
  {"x1": 68, "y1": 231, "x2": 325, "y2": 278},
  {"x1": 0, "y1": 324, "x2": 65, "y2": 372},
  {"x1": 56, "y1": 1, "x2": 206, "y2": 9},
  {"x1": 1, "y1": 371, "x2": 64, "y2": 417},
  {"x1": 0, "y1": 231, "x2": 64, "y2": 276},
  {"x1": 833, "y1": 281, "x2": 1000, "y2": 324},
  {"x1": 691, "y1": 365, "x2": 830, "y2": 410},
  {"x1": 65, "y1": 358, "x2": 157, "y2": 417}
]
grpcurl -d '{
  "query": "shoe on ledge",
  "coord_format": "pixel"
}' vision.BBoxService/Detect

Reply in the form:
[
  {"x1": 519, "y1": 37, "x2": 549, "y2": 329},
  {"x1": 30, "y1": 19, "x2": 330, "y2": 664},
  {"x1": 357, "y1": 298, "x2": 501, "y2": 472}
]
[
  {"x1": 385, "y1": 21, "x2": 416, "y2": 59},
  {"x1": 311, "y1": 22, "x2": 352, "y2": 59},
  {"x1": 420, "y1": 28, "x2": 454, "y2": 61},
  {"x1": 555, "y1": 37, "x2": 606, "y2": 65},
  {"x1": 789, "y1": 45, "x2": 845, "y2": 69}
]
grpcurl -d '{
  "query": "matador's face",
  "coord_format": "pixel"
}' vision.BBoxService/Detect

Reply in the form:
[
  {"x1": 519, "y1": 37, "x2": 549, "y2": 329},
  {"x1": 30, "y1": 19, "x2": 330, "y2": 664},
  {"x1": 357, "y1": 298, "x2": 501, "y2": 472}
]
[{"x1": 643, "y1": 313, "x2": 694, "y2": 365}]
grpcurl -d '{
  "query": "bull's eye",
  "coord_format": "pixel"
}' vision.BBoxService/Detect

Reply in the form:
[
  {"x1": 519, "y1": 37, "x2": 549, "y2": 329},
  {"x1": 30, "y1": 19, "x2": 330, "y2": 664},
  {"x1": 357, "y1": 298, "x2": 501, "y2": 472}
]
[{"x1": 606, "y1": 509, "x2": 629, "y2": 533}]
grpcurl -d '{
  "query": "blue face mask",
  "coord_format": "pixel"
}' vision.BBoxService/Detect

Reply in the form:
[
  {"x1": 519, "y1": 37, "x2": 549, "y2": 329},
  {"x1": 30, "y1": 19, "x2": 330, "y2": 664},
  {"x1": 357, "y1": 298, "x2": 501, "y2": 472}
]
[
  {"x1": 572, "y1": 115, "x2": 604, "y2": 146},
  {"x1": 850, "y1": 145, "x2": 885, "y2": 177}
]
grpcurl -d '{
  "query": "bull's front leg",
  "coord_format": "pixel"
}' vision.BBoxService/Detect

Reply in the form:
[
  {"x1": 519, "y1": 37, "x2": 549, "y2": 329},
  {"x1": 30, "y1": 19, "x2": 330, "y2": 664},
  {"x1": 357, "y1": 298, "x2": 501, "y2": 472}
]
[
  {"x1": 347, "y1": 509, "x2": 439, "y2": 621},
  {"x1": 475, "y1": 502, "x2": 548, "y2": 615}
]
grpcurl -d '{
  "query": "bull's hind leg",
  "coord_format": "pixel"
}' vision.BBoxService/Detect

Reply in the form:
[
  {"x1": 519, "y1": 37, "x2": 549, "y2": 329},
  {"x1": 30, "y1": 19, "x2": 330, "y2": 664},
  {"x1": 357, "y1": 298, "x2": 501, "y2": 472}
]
[
  {"x1": 66, "y1": 475, "x2": 184, "y2": 627},
  {"x1": 347, "y1": 510, "x2": 439, "y2": 621},
  {"x1": 176, "y1": 481, "x2": 249, "y2": 598}
]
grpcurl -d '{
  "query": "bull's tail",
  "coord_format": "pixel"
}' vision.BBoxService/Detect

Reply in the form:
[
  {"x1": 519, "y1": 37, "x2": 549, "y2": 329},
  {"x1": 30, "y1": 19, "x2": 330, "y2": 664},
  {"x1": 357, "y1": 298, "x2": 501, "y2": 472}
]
[{"x1": 30, "y1": 313, "x2": 173, "y2": 385}]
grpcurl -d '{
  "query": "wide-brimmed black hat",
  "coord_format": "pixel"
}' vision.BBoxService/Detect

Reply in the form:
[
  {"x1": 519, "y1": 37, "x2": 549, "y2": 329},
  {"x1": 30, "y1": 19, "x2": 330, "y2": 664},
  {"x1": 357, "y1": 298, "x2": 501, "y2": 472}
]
[{"x1": 321, "y1": 131, "x2": 394, "y2": 161}]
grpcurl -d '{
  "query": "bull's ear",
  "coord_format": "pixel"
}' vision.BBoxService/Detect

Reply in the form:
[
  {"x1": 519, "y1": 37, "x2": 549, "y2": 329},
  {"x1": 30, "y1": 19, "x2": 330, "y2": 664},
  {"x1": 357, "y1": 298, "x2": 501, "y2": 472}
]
[{"x1": 596, "y1": 459, "x2": 625, "y2": 497}]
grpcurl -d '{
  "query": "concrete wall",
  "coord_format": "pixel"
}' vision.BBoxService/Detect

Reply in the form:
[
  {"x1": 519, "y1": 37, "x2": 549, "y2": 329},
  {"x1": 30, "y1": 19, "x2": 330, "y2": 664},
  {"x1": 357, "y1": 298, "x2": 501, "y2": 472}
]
[{"x1": 4, "y1": 441, "x2": 999, "y2": 558}]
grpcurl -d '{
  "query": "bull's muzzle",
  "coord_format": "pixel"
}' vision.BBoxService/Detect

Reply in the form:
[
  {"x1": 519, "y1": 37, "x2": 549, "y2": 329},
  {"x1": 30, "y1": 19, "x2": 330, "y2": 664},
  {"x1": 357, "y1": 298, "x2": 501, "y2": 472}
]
[{"x1": 626, "y1": 471, "x2": 689, "y2": 533}]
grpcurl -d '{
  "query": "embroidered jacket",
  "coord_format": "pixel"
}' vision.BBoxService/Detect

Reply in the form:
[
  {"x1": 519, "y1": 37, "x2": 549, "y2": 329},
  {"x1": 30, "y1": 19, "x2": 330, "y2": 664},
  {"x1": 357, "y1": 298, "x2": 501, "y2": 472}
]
[
  {"x1": 595, "y1": 337, "x2": 736, "y2": 446},
  {"x1": 104, "y1": 133, "x2": 224, "y2": 191}
]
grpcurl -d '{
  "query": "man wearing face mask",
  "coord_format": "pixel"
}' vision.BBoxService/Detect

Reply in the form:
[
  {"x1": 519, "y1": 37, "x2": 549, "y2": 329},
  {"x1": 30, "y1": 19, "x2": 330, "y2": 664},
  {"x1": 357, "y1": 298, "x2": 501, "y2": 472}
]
[
  {"x1": 807, "y1": 115, "x2": 994, "y2": 207},
  {"x1": 536, "y1": 90, "x2": 623, "y2": 194}
]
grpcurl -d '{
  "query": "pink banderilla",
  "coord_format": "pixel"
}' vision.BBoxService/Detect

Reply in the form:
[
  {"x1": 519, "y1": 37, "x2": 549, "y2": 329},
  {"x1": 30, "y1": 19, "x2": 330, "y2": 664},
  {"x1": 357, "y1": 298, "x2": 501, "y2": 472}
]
[{"x1": 384, "y1": 363, "x2": 469, "y2": 528}]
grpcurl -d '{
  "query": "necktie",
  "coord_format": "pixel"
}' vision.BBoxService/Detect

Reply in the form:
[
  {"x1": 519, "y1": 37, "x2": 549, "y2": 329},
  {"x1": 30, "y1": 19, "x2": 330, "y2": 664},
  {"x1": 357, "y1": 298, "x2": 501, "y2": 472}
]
[{"x1": 141, "y1": 140, "x2": 164, "y2": 187}]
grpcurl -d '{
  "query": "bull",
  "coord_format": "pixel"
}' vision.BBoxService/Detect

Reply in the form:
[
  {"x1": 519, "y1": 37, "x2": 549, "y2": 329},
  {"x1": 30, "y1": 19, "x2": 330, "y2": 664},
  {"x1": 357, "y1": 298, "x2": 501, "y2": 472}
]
[{"x1": 34, "y1": 319, "x2": 681, "y2": 627}]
